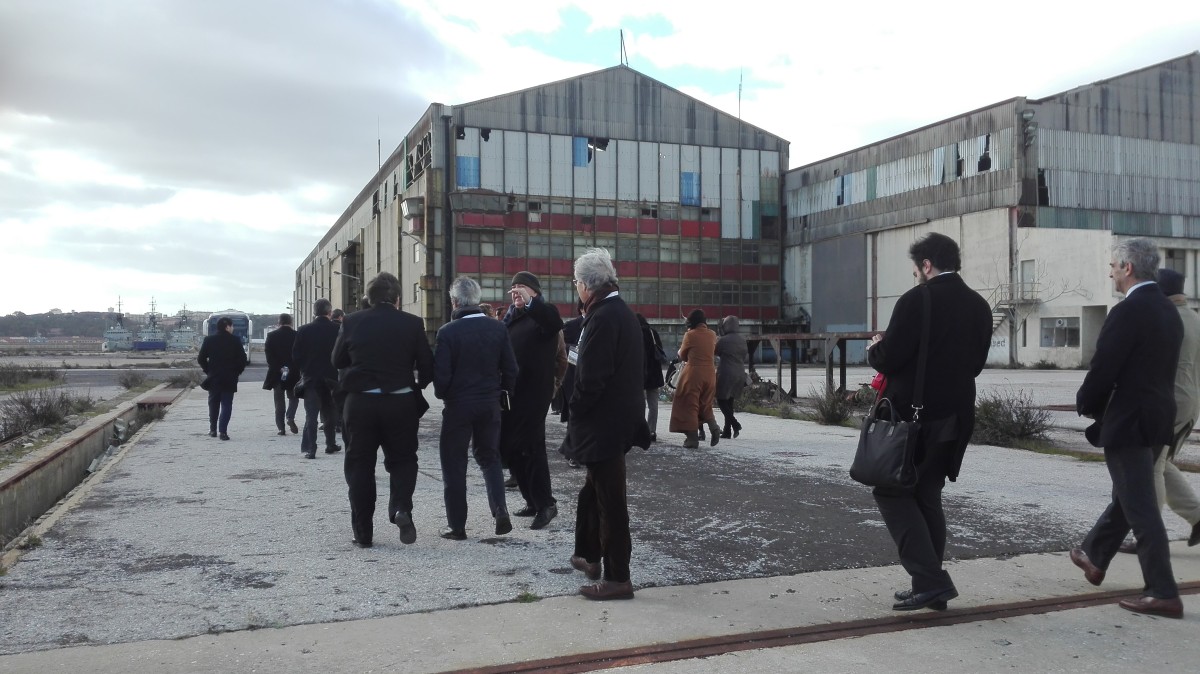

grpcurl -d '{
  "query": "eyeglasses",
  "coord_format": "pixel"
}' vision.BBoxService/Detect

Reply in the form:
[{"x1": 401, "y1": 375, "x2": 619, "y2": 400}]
[{"x1": 572, "y1": 279, "x2": 585, "y2": 286}]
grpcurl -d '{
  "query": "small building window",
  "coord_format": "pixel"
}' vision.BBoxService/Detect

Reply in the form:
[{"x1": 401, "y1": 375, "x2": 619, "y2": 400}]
[{"x1": 1040, "y1": 317, "x2": 1080, "y2": 348}]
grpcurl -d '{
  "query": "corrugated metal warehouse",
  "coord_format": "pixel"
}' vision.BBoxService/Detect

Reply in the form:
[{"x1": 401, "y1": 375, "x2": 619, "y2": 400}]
[
  {"x1": 784, "y1": 52, "x2": 1200, "y2": 366},
  {"x1": 296, "y1": 66, "x2": 788, "y2": 348}
]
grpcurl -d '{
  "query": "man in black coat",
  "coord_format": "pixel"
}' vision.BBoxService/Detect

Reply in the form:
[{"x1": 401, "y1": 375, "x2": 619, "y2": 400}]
[
  {"x1": 566, "y1": 248, "x2": 651, "y2": 600},
  {"x1": 433, "y1": 277, "x2": 519, "y2": 540},
  {"x1": 1071, "y1": 238, "x2": 1185, "y2": 619},
  {"x1": 866, "y1": 232, "x2": 991, "y2": 611},
  {"x1": 333, "y1": 272, "x2": 435, "y2": 548},
  {"x1": 262, "y1": 313, "x2": 299, "y2": 436},
  {"x1": 197, "y1": 316, "x2": 248, "y2": 441},
  {"x1": 292, "y1": 299, "x2": 341, "y2": 459},
  {"x1": 500, "y1": 271, "x2": 564, "y2": 530}
]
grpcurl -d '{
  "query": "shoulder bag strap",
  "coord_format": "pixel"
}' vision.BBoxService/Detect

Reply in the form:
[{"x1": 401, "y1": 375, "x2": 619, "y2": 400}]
[{"x1": 912, "y1": 284, "x2": 931, "y2": 421}]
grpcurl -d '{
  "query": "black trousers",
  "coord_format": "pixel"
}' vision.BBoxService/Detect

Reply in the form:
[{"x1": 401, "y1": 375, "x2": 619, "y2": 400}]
[
  {"x1": 503, "y1": 406, "x2": 556, "y2": 511},
  {"x1": 272, "y1": 385, "x2": 298, "y2": 430},
  {"x1": 574, "y1": 452, "x2": 631, "y2": 583},
  {"x1": 343, "y1": 392, "x2": 421, "y2": 544},
  {"x1": 1083, "y1": 444, "x2": 1178, "y2": 599},
  {"x1": 439, "y1": 401, "x2": 508, "y2": 530},
  {"x1": 873, "y1": 439, "x2": 955, "y2": 594},
  {"x1": 302, "y1": 383, "x2": 338, "y2": 453},
  {"x1": 207, "y1": 390, "x2": 234, "y2": 434},
  {"x1": 717, "y1": 397, "x2": 740, "y2": 432}
]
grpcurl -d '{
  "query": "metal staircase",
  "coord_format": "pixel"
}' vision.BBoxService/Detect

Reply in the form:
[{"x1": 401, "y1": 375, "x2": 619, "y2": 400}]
[{"x1": 985, "y1": 283, "x2": 1041, "y2": 334}]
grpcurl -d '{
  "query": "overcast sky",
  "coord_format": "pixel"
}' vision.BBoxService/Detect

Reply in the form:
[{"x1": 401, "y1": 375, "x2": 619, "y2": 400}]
[{"x1": 2, "y1": 0, "x2": 1198, "y2": 318}]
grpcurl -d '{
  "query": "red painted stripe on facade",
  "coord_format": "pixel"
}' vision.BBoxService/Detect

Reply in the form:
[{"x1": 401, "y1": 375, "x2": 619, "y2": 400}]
[
  {"x1": 461, "y1": 213, "x2": 484, "y2": 226},
  {"x1": 551, "y1": 259, "x2": 573, "y2": 276},
  {"x1": 680, "y1": 221, "x2": 700, "y2": 237},
  {"x1": 679, "y1": 263, "x2": 702, "y2": 278},
  {"x1": 700, "y1": 222, "x2": 720, "y2": 238},
  {"x1": 637, "y1": 262, "x2": 658, "y2": 277},
  {"x1": 615, "y1": 261, "x2": 636, "y2": 277},
  {"x1": 702, "y1": 264, "x2": 722, "y2": 278},
  {"x1": 659, "y1": 220, "x2": 679, "y2": 236},
  {"x1": 762, "y1": 266, "x2": 779, "y2": 281},
  {"x1": 659, "y1": 263, "x2": 679, "y2": 277},
  {"x1": 457, "y1": 256, "x2": 479, "y2": 273},
  {"x1": 480, "y1": 257, "x2": 503, "y2": 274}
]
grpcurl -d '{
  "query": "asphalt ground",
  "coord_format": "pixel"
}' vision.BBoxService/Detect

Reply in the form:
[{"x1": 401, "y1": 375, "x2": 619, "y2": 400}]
[{"x1": 1, "y1": 367, "x2": 1199, "y2": 670}]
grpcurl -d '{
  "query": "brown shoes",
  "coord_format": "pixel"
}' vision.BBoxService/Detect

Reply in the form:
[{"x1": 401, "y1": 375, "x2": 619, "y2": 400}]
[
  {"x1": 571, "y1": 555, "x2": 601, "y2": 580},
  {"x1": 1070, "y1": 548, "x2": 1105, "y2": 586},
  {"x1": 580, "y1": 579, "x2": 634, "y2": 600},
  {"x1": 1118, "y1": 595, "x2": 1184, "y2": 619}
]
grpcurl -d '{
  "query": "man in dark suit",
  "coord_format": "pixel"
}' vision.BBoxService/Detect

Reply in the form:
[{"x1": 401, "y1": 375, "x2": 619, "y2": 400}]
[
  {"x1": 501, "y1": 271, "x2": 564, "y2": 530},
  {"x1": 333, "y1": 272, "x2": 434, "y2": 548},
  {"x1": 262, "y1": 313, "x2": 299, "y2": 436},
  {"x1": 197, "y1": 316, "x2": 248, "y2": 441},
  {"x1": 567, "y1": 248, "x2": 651, "y2": 600},
  {"x1": 866, "y1": 232, "x2": 992, "y2": 611},
  {"x1": 292, "y1": 299, "x2": 341, "y2": 459},
  {"x1": 433, "y1": 277, "x2": 518, "y2": 540},
  {"x1": 1071, "y1": 238, "x2": 1185, "y2": 619}
]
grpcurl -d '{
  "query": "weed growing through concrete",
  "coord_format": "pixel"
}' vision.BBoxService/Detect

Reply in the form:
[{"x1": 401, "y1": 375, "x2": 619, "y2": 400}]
[
  {"x1": 973, "y1": 388, "x2": 1052, "y2": 447},
  {"x1": 136, "y1": 405, "x2": 167, "y2": 425},
  {"x1": 167, "y1": 369, "x2": 204, "y2": 388},
  {"x1": 117, "y1": 370, "x2": 148, "y2": 389},
  {"x1": 19, "y1": 534, "x2": 42, "y2": 550},
  {"x1": 806, "y1": 384, "x2": 852, "y2": 426},
  {"x1": 515, "y1": 591, "x2": 541, "y2": 603}
]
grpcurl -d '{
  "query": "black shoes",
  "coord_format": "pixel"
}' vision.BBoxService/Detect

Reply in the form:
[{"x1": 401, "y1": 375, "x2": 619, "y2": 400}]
[
  {"x1": 531, "y1": 504, "x2": 558, "y2": 530},
  {"x1": 514, "y1": 505, "x2": 537, "y2": 517},
  {"x1": 209, "y1": 429, "x2": 217, "y2": 438},
  {"x1": 495, "y1": 515, "x2": 512, "y2": 536},
  {"x1": 504, "y1": 475, "x2": 519, "y2": 490},
  {"x1": 277, "y1": 429, "x2": 287, "y2": 436},
  {"x1": 352, "y1": 538, "x2": 372, "y2": 548},
  {"x1": 324, "y1": 445, "x2": 341, "y2": 454},
  {"x1": 302, "y1": 451, "x2": 315, "y2": 459},
  {"x1": 394, "y1": 511, "x2": 417, "y2": 544},
  {"x1": 708, "y1": 421, "x2": 721, "y2": 446},
  {"x1": 649, "y1": 432, "x2": 657, "y2": 443},
  {"x1": 1190, "y1": 521, "x2": 1200, "y2": 547},
  {"x1": 893, "y1": 587, "x2": 957, "y2": 611},
  {"x1": 287, "y1": 419, "x2": 299, "y2": 434},
  {"x1": 219, "y1": 433, "x2": 230, "y2": 441},
  {"x1": 440, "y1": 527, "x2": 467, "y2": 541}
]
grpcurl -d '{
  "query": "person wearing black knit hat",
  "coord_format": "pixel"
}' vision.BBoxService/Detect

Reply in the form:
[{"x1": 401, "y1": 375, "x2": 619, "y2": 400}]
[
  {"x1": 669, "y1": 309, "x2": 721, "y2": 448},
  {"x1": 501, "y1": 270, "x2": 564, "y2": 529}
]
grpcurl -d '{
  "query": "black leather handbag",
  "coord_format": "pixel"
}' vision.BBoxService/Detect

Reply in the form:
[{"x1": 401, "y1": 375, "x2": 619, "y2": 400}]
[
  {"x1": 849, "y1": 285, "x2": 930, "y2": 490},
  {"x1": 850, "y1": 397, "x2": 920, "y2": 489}
]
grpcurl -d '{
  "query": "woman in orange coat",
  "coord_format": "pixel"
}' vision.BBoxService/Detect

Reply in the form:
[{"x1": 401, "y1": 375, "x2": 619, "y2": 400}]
[{"x1": 669, "y1": 309, "x2": 721, "y2": 448}]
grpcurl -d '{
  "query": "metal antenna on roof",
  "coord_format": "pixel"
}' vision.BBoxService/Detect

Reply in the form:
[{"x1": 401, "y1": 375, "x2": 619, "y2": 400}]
[
  {"x1": 738, "y1": 68, "x2": 743, "y2": 120},
  {"x1": 377, "y1": 116, "x2": 381, "y2": 169},
  {"x1": 620, "y1": 30, "x2": 628, "y2": 66}
]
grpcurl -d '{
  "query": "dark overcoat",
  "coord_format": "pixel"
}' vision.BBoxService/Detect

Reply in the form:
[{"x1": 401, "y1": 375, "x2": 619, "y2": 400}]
[
  {"x1": 292, "y1": 316, "x2": 341, "y2": 385},
  {"x1": 1077, "y1": 283, "x2": 1182, "y2": 449},
  {"x1": 558, "y1": 316, "x2": 584, "y2": 423},
  {"x1": 500, "y1": 297, "x2": 563, "y2": 458},
  {"x1": 262, "y1": 325, "x2": 297, "y2": 391},
  {"x1": 641, "y1": 325, "x2": 666, "y2": 390},
  {"x1": 568, "y1": 294, "x2": 651, "y2": 463},
  {"x1": 714, "y1": 316, "x2": 748, "y2": 400},
  {"x1": 197, "y1": 331, "x2": 247, "y2": 393},
  {"x1": 332, "y1": 304, "x2": 434, "y2": 394},
  {"x1": 867, "y1": 273, "x2": 991, "y2": 481}
]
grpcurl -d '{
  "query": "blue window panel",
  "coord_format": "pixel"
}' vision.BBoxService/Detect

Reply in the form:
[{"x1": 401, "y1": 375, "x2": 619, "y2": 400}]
[
  {"x1": 681, "y1": 172, "x2": 700, "y2": 206},
  {"x1": 456, "y1": 156, "x2": 481, "y2": 189},
  {"x1": 573, "y1": 137, "x2": 589, "y2": 167}
]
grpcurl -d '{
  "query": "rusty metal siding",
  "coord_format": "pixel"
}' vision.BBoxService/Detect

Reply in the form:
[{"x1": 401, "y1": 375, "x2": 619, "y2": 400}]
[
  {"x1": 454, "y1": 66, "x2": 788, "y2": 153},
  {"x1": 504, "y1": 131, "x2": 527, "y2": 194}
]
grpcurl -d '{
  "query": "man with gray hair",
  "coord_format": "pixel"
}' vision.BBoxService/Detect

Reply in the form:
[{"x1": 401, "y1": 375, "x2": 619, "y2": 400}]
[
  {"x1": 432, "y1": 277, "x2": 519, "y2": 540},
  {"x1": 566, "y1": 248, "x2": 651, "y2": 600},
  {"x1": 1120, "y1": 268, "x2": 1200, "y2": 554},
  {"x1": 1072, "y1": 238, "x2": 1185, "y2": 619}
]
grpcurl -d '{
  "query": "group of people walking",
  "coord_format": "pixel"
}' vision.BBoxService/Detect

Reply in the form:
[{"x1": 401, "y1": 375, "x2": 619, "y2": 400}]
[{"x1": 195, "y1": 232, "x2": 1197, "y2": 616}]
